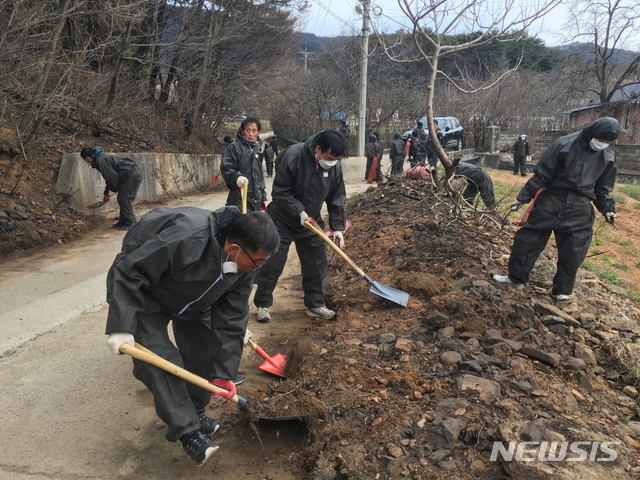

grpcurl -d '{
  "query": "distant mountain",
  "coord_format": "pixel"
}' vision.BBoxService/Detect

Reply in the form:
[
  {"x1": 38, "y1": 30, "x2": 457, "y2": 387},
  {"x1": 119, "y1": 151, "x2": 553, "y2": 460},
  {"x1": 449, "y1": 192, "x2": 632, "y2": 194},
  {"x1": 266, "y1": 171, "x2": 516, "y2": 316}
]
[{"x1": 554, "y1": 42, "x2": 640, "y2": 64}]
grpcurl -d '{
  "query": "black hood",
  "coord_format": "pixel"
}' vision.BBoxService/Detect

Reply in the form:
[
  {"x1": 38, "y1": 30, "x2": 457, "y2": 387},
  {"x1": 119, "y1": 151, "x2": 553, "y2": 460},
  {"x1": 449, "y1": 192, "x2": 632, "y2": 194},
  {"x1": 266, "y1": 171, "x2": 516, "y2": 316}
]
[
  {"x1": 368, "y1": 134, "x2": 377, "y2": 143},
  {"x1": 581, "y1": 117, "x2": 620, "y2": 142},
  {"x1": 393, "y1": 132, "x2": 401, "y2": 140}
]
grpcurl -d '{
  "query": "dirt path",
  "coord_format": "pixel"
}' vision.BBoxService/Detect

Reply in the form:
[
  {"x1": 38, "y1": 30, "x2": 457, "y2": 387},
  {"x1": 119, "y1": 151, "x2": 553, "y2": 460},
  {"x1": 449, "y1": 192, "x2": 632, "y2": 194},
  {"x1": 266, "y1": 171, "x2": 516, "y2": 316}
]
[{"x1": 0, "y1": 161, "x2": 371, "y2": 480}]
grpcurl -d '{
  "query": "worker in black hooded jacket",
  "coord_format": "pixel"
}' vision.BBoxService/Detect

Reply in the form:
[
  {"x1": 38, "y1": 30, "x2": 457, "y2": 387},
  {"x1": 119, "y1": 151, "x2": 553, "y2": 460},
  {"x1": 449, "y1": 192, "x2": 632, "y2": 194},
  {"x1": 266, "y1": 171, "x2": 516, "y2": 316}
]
[
  {"x1": 365, "y1": 134, "x2": 382, "y2": 181},
  {"x1": 80, "y1": 147, "x2": 142, "y2": 229},
  {"x1": 254, "y1": 129, "x2": 347, "y2": 322},
  {"x1": 221, "y1": 116, "x2": 267, "y2": 212},
  {"x1": 455, "y1": 162, "x2": 496, "y2": 209},
  {"x1": 389, "y1": 132, "x2": 406, "y2": 175},
  {"x1": 494, "y1": 117, "x2": 620, "y2": 300},
  {"x1": 105, "y1": 206, "x2": 279, "y2": 466}
]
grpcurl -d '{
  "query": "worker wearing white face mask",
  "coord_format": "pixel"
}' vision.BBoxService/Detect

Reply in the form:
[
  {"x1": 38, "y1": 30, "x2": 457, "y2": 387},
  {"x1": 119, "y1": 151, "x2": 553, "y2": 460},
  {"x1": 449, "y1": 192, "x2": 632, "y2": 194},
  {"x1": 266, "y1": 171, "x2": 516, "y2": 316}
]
[
  {"x1": 254, "y1": 129, "x2": 348, "y2": 322},
  {"x1": 105, "y1": 206, "x2": 279, "y2": 466},
  {"x1": 494, "y1": 117, "x2": 620, "y2": 301}
]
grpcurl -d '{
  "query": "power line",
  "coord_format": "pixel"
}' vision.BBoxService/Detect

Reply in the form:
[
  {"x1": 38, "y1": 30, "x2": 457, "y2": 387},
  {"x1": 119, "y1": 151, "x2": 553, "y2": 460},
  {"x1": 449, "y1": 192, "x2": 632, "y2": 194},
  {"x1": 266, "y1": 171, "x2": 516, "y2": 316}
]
[{"x1": 310, "y1": 0, "x2": 351, "y2": 28}]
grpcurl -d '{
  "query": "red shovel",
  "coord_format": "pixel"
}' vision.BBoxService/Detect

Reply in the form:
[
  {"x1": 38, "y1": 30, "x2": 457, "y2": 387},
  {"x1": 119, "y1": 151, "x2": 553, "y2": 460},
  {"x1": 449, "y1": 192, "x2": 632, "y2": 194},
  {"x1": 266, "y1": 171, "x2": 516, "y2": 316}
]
[{"x1": 247, "y1": 339, "x2": 287, "y2": 378}]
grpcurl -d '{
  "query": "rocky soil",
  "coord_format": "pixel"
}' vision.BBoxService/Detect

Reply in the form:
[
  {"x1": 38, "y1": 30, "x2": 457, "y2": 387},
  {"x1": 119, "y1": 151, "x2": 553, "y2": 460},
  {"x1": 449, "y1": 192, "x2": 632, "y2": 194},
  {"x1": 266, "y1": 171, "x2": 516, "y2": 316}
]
[{"x1": 236, "y1": 178, "x2": 640, "y2": 479}]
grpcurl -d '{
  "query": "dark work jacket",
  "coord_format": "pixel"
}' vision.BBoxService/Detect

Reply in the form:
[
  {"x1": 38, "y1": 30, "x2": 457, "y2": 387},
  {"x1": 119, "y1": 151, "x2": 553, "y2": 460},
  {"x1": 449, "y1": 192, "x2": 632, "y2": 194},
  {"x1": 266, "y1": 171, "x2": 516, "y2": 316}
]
[
  {"x1": 269, "y1": 132, "x2": 346, "y2": 232},
  {"x1": 91, "y1": 152, "x2": 138, "y2": 196},
  {"x1": 390, "y1": 136, "x2": 405, "y2": 162},
  {"x1": 511, "y1": 139, "x2": 530, "y2": 159},
  {"x1": 366, "y1": 135, "x2": 382, "y2": 160},
  {"x1": 105, "y1": 205, "x2": 254, "y2": 380},
  {"x1": 221, "y1": 130, "x2": 266, "y2": 209},
  {"x1": 516, "y1": 117, "x2": 618, "y2": 215},
  {"x1": 263, "y1": 147, "x2": 274, "y2": 163},
  {"x1": 456, "y1": 162, "x2": 495, "y2": 209}
]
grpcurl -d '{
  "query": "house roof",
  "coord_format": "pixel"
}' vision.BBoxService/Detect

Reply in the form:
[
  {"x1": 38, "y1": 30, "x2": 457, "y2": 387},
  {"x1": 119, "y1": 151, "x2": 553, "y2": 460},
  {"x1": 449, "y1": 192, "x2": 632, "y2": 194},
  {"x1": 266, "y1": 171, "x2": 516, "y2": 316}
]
[{"x1": 564, "y1": 82, "x2": 640, "y2": 114}]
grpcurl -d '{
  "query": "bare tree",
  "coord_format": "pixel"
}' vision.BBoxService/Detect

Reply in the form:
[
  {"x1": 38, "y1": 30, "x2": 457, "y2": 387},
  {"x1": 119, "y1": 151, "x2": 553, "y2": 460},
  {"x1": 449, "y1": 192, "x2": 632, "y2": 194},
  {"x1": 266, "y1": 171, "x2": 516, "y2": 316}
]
[
  {"x1": 563, "y1": 0, "x2": 640, "y2": 105},
  {"x1": 374, "y1": 0, "x2": 561, "y2": 171}
]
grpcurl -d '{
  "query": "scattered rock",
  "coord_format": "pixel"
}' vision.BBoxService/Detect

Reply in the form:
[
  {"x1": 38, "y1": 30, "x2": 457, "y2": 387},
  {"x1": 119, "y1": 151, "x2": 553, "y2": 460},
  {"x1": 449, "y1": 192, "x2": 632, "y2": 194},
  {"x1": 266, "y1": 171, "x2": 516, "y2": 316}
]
[
  {"x1": 520, "y1": 346, "x2": 560, "y2": 366},
  {"x1": 440, "y1": 351, "x2": 462, "y2": 366},
  {"x1": 564, "y1": 357, "x2": 587, "y2": 371},
  {"x1": 423, "y1": 310, "x2": 450, "y2": 328},
  {"x1": 437, "y1": 326, "x2": 455, "y2": 340},
  {"x1": 520, "y1": 419, "x2": 546, "y2": 442},
  {"x1": 483, "y1": 328, "x2": 503, "y2": 345},
  {"x1": 622, "y1": 385, "x2": 638, "y2": 397},
  {"x1": 426, "y1": 417, "x2": 468, "y2": 449},
  {"x1": 458, "y1": 360, "x2": 483, "y2": 374},
  {"x1": 378, "y1": 332, "x2": 396, "y2": 344},
  {"x1": 458, "y1": 375, "x2": 501, "y2": 403}
]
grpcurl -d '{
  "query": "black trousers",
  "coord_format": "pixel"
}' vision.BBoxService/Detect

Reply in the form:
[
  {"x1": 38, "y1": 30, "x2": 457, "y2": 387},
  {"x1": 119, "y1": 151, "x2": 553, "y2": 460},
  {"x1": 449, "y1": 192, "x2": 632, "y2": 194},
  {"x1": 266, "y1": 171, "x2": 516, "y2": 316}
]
[
  {"x1": 513, "y1": 155, "x2": 527, "y2": 175},
  {"x1": 507, "y1": 190, "x2": 594, "y2": 295},
  {"x1": 117, "y1": 167, "x2": 142, "y2": 226},
  {"x1": 391, "y1": 156, "x2": 404, "y2": 175},
  {"x1": 254, "y1": 211, "x2": 328, "y2": 309},
  {"x1": 131, "y1": 297, "x2": 211, "y2": 442}
]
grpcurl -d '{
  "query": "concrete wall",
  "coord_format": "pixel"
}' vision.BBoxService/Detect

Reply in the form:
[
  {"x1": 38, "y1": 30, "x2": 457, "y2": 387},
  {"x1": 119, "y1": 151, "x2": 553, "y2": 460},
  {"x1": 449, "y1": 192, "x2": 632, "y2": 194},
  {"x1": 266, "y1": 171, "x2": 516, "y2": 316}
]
[{"x1": 56, "y1": 152, "x2": 221, "y2": 214}]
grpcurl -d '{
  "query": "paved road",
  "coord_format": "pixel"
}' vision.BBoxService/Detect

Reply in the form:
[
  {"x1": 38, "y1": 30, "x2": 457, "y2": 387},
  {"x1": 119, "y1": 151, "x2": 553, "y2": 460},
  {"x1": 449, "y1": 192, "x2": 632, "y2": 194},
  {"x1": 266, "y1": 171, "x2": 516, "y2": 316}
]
[{"x1": 0, "y1": 156, "x2": 370, "y2": 479}]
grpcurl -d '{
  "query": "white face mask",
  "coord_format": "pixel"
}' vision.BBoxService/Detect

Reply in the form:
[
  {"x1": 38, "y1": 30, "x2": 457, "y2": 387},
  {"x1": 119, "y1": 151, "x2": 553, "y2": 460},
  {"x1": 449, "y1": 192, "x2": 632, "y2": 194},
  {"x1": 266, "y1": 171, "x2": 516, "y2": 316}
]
[
  {"x1": 589, "y1": 138, "x2": 610, "y2": 151},
  {"x1": 319, "y1": 159, "x2": 338, "y2": 169},
  {"x1": 222, "y1": 251, "x2": 239, "y2": 274}
]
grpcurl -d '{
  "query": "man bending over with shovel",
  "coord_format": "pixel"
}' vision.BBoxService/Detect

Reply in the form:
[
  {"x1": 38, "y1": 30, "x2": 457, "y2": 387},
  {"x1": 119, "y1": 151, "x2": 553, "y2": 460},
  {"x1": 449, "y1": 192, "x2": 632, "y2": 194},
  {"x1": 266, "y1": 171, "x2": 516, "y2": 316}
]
[
  {"x1": 105, "y1": 206, "x2": 279, "y2": 466},
  {"x1": 254, "y1": 128, "x2": 347, "y2": 322}
]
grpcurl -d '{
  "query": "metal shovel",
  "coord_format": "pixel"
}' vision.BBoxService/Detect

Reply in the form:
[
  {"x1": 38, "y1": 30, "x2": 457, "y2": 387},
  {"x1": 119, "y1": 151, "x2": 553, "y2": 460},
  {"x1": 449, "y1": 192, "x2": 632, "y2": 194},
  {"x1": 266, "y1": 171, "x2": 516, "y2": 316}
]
[
  {"x1": 247, "y1": 339, "x2": 287, "y2": 378},
  {"x1": 304, "y1": 220, "x2": 409, "y2": 307},
  {"x1": 119, "y1": 342, "x2": 249, "y2": 407}
]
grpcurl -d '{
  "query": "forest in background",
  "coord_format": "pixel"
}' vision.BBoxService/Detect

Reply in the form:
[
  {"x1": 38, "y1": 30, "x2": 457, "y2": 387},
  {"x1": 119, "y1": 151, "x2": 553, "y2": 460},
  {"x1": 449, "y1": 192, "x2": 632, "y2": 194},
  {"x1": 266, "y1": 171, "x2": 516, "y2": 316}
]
[{"x1": 0, "y1": 0, "x2": 638, "y2": 155}]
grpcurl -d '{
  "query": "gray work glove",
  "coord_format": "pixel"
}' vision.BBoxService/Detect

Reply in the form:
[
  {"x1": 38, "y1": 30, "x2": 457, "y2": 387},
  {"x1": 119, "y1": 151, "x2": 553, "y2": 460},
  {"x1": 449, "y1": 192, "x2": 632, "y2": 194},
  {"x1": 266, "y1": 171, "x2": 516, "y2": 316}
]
[
  {"x1": 107, "y1": 332, "x2": 135, "y2": 355},
  {"x1": 510, "y1": 200, "x2": 524, "y2": 212},
  {"x1": 299, "y1": 211, "x2": 311, "y2": 226},
  {"x1": 236, "y1": 176, "x2": 248, "y2": 188},
  {"x1": 605, "y1": 211, "x2": 617, "y2": 225}
]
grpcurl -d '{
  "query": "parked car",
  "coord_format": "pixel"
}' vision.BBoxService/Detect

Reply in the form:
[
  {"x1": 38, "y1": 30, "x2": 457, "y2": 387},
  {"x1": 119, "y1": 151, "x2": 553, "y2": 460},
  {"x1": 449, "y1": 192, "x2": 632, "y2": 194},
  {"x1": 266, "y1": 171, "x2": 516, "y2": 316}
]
[
  {"x1": 227, "y1": 115, "x2": 246, "y2": 123},
  {"x1": 405, "y1": 116, "x2": 465, "y2": 151}
]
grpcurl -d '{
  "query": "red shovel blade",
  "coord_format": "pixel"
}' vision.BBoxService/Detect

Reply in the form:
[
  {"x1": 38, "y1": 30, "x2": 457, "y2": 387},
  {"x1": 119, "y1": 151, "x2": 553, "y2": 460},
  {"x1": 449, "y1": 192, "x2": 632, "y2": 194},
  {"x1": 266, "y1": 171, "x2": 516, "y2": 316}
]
[
  {"x1": 248, "y1": 340, "x2": 288, "y2": 378},
  {"x1": 258, "y1": 352, "x2": 288, "y2": 378},
  {"x1": 211, "y1": 174, "x2": 219, "y2": 184}
]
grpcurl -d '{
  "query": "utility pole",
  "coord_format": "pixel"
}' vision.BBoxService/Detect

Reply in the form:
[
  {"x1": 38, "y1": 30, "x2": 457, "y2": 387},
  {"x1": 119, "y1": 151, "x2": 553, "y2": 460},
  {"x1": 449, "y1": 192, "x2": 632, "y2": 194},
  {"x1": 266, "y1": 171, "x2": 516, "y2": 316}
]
[
  {"x1": 297, "y1": 43, "x2": 314, "y2": 73},
  {"x1": 357, "y1": 0, "x2": 370, "y2": 157}
]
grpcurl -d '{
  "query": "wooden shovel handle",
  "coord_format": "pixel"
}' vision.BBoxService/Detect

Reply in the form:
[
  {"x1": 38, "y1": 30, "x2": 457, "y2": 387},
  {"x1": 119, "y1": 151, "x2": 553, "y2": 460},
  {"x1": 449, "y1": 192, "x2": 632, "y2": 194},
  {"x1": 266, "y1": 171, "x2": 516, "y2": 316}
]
[
  {"x1": 241, "y1": 181, "x2": 249, "y2": 214},
  {"x1": 246, "y1": 339, "x2": 281, "y2": 368},
  {"x1": 119, "y1": 342, "x2": 248, "y2": 407},
  {"x1": 304, "y1": 220, "x2": 366, "y2": 279}
]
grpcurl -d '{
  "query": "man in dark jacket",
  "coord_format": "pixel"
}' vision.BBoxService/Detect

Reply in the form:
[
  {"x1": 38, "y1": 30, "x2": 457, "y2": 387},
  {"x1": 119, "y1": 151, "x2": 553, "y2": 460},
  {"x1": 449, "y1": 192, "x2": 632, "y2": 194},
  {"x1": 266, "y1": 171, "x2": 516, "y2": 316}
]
[
  {"x1": 494, "y1": 117, "x2": 620, "y2": 300},
  {"x1": 339, "y1": 120, "x2": 350, "y2": 157},
  {"x1": 511, "y1": 133, "x2": 531, "y2": 176},
  {"x1": 455, "y1": 162, "x2": 496, "y2": 209},
  {"x1": 254, "y1": 129, "x2": 347, "y2": 322},
  {"x1": 365, "y1": 134, "x2": 383, "y2": 182},
  {"x1": 263, "y1": 142, "x2": 274, "y2": 178},
  {"x1": 105, "y1": 206, "x2": 279, "y2": 466},
  {"x1": 269, "y1": 135, "x2": 279, "y2": 156},
  {"x1": 81, "y1": 147, "x2": 142, "y2": 230},
  {"x1": 221, "y1": 116, "x2": 267, "y2": 212},
  {"x1": 389, "y1": 132, "x2": 406, "y2": 175}
]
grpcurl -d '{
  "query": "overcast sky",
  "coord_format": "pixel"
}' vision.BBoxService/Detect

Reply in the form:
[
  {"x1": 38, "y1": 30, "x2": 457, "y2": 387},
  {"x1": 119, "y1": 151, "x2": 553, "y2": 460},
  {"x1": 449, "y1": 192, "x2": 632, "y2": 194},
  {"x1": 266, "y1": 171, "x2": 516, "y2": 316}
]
[{"x1": 298, "y1": 0, "x2": 570, "y2": 47}]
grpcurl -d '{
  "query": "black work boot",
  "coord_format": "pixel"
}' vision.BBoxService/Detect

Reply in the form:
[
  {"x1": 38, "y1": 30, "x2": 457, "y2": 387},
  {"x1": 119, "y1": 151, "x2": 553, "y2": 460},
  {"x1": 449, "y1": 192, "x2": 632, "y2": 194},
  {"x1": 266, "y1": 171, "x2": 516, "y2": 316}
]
[
  {"x1": 180, "y1": 430, "x2": 219, "y2": 466},
  {"x1": 197, "y1": 412, "x2": 221, "y2": 435}
]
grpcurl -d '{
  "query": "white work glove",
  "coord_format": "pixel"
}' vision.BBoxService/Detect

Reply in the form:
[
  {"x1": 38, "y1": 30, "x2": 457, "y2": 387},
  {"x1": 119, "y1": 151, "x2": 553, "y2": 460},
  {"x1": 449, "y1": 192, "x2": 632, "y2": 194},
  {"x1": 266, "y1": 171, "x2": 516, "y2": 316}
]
[
  {"x1": 236, "y1": 176, "x2": 248, "y2": 188},
  {"x1": 605, "y1": 211, "x2": 617, "y2": 225},
  {"x1": 333, "y1": 231, "x2": 345, "y2": 249},
  {"x1": 510, "y1": 200, "x2": 524, "y2": 212},
  {"x1": 526, "y1": 155, "x2": 532, "y2": 162},
  {"x1": 244, "y1": 329, "x2": 253, "y2": 345},
  {"x1": 107, "y1": 332, "x2": 135, "y2": 355},
  {"x1": 299, "y1": 211, "x2": 311, "y2": 226}
]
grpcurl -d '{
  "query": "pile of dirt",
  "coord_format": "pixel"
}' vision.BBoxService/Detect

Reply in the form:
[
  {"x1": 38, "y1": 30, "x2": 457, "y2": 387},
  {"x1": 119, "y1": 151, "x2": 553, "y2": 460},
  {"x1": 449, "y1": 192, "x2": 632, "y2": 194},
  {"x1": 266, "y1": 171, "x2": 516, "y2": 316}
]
[{"x1": 239, "y1": 180, "x2": 640, "y2": 479}]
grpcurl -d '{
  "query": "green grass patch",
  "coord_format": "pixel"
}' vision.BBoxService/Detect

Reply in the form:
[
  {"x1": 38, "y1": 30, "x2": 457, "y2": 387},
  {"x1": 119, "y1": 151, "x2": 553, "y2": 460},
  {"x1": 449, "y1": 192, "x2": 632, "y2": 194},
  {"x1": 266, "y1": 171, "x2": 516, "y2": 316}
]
[
  {"x1": 581, "y1": 260, "x2": 624, "y2": 286},
  {"x1": 611, "y1": 192, "x2": 627, "y2": 204},
  {"x1": 620, "y1": 239, "x2": 633, "y2": 246},
  {"x1": 617, "y1": 183, "x2": 640, "y2": 201}
]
